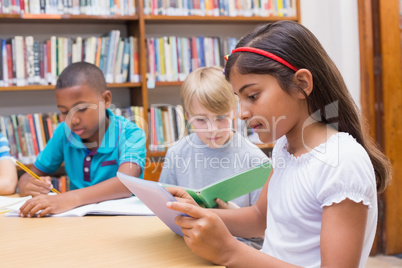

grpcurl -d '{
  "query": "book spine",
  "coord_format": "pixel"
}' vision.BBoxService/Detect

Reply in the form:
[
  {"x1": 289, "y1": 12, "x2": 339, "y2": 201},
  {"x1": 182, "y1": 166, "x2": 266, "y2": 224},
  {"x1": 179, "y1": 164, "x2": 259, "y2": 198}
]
[
  {"x1": 17, "y1": 115, "x2": 28, "y2": 161},
  {"x1": 113, "y1": 38, "x2": 124, "y2": 83},
  {"x1": 6, "y1": 117, "x2": 18, "y2": 158},
  {"x1": 23, "y1": 116, "x2": 35, "y2": 162},
  {"x1": 0, "y1": 39, "x2": 3, "y2": 87},
  {"x1": 46, "y1": 117, "x2": 53, "y2": 139},
  {"x1": 33, "y1": 41, "x2": 40, "y2": 84},
  {"x1": 39, "y1": 113, "x2": 48, "y2": 145},
  {"x1": 33, "y1": 113, "x2": 45, "y2": 152},
  {"x1": 27, "y1": 114, "x2": 39, "y2": 155},
  {"x1": 158, "y1": 37, "x2": 165, "y2": 82},
  {"x1": 50, "y1": 36, "x2": 56, "y2": 85},
  {"x1": 95, "y1": 37, "x2": 102, "y2": 67},
  {"x1": 46, "y1": 40, "x2": 52, "y2": 83},
  {"x1": 10, "y1": 114, "x2": 23, "y2": 160},
  {"x1": 6, "y1": 43, "x2": 13, "y2": 84},
  {"x1": 110, "y1": 30, "x2": 121, "y2": 83},
  {"x1": 120, "y1": 38, "x2": 130, "y2": 83},
  {"x1": 169, "y1": 36, "x2": 178, "y2": 81}
]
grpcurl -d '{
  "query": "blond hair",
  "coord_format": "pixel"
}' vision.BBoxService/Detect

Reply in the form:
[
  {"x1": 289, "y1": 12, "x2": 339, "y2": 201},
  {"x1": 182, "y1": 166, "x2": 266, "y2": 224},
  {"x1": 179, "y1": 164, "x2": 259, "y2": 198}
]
[{"x1": 181, "y1": 66, "x2": 236, "y2": 115}]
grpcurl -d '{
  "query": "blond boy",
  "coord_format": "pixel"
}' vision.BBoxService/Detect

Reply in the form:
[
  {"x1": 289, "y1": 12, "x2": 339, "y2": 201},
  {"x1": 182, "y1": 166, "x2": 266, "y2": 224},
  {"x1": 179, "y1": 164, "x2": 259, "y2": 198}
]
[{"x1": 159, "y1": 66, "x2": 268, "y2": 248}]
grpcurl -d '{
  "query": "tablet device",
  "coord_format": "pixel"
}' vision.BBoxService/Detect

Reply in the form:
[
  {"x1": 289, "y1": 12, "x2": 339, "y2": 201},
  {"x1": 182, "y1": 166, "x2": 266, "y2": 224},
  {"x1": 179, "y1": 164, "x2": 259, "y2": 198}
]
[{"x1": 117, "y1": 172, "x2": 187, "y2": 236}]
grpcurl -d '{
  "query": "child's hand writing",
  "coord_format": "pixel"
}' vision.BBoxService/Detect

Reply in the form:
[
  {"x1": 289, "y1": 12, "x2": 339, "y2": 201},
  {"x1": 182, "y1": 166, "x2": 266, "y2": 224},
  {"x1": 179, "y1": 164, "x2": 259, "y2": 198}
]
[
  {"x1": 19, "y1": 193, "x2": 72, "y2": 217},
  {"x1": 166, "y1": 200, "x2": 240, "y2": 266},
  {"x1": 18, "y1": 175, "x2": 53, "y2": 197},
  {"x1": 215, "y1": 199, "x2": 240, "y2": 209}
]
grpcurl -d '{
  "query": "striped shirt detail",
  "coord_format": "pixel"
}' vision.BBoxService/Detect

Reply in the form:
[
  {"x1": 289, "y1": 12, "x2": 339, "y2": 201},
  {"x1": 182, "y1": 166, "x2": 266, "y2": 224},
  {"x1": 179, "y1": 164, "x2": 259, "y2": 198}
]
[{"x1": 0, "y1": 133, "x2": 11, "y2": 160}]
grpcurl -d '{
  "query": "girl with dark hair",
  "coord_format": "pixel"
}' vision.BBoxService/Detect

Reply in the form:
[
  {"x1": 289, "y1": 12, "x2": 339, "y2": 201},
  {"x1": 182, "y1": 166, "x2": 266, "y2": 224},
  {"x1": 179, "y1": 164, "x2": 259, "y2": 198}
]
[{"x1": 166, "y1": 20, "x2": 391, "y2": 267}]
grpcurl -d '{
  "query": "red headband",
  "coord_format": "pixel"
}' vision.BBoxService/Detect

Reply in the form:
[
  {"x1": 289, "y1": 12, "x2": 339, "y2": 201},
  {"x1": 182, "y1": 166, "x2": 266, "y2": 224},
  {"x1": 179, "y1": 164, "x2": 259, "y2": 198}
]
[{"x1": 224, "y1": 47, "x2": 299, "y2": 72}]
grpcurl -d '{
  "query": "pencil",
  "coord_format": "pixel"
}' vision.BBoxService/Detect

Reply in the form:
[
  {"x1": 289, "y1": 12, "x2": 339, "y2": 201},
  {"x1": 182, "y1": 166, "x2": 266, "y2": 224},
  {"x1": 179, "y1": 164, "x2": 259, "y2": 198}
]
[
  {"x1": 0, "y1": 209, "x2": 11, "y2": 214},
  {"x1": 11, "y1": 157, "x2": 60, "y2": 194}
]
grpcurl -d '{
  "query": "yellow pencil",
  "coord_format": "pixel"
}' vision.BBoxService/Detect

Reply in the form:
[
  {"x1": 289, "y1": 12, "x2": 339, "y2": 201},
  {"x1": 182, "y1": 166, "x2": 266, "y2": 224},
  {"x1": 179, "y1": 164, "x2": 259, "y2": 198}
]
[
  {"x1": 11, "y1": 157, "x2": 60, "y2": 194},
  {"x1": 0, "y1": 209, "x2": 11, "y2": 214}
]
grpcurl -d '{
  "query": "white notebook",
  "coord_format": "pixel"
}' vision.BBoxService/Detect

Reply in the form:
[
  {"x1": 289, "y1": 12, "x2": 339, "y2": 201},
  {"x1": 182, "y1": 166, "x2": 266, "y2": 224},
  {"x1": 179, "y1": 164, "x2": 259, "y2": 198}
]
[{"x1": 1, "y1": 196, "x2": 154, "y2": 217}]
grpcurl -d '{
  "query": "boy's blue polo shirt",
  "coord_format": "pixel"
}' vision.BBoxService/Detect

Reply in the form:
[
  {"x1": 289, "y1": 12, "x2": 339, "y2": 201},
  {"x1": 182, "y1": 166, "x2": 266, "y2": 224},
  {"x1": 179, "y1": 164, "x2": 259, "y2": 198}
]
[{"x1": 34, "y1": 109, "x2": 146, "y2": 190}]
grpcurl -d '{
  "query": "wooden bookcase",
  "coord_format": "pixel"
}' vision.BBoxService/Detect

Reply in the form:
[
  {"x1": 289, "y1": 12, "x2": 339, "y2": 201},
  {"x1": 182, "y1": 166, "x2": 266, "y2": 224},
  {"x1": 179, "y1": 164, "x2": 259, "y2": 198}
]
[
  {"x1": 0, "y1": 0, "x2": 301, "y2": 180},
  {"x1": 358, "y1": 0, "x2": 402, "y2": 256}
]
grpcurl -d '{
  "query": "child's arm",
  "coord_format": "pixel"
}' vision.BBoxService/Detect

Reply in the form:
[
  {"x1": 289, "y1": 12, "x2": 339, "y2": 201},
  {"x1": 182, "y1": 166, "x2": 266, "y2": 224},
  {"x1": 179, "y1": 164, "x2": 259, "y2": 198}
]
[
  {"x1": 320, "y1": 198, "x2": 368, "y2": 267},
  {"x1": 168, "y1": 194, "x2": 367, "y2": 267},
  {"x1": 212, "y1": 176, "x2": 268, "y2": 238},
  {"x1": 168, "y1": 174, "x2": 368, "y2": 267},
  {"x1": 0, "y1": 158, "x2": 18, "y2": 195},
  {"x1": 167, "y1": 196, "x2": 302, "y2": 268},
  {"x1": 18, "y1": 162, "x2": 140, "y2": 217},
  {"x1": 18, "y1": 166, "x2": 53, "y2": 196}
]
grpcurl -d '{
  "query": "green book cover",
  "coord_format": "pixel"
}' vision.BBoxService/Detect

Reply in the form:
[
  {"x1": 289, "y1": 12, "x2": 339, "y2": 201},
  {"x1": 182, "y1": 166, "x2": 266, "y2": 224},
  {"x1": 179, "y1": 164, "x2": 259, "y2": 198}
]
[{"x1": 163, "y1": 161, "x2": 272, "y2": 208}]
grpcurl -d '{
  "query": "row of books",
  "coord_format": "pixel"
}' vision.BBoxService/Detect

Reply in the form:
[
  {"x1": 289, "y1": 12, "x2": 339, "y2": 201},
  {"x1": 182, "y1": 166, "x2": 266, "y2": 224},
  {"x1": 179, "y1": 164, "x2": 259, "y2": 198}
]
[
  {"x1": 0, "y1": 104, "x2": 256, "y2": 161},
  {"x1": 113, "y1": 106, "x2": 145, "y2": 131},
  {"x1": 51, "y1": 176, "x2": 70, "y2": 193},
  {"x1": 149, "y1": 104, "x2": 188, "y2": 151},
  {"x1": 0, "y1": 105, "x2": 182, "y2": 163},
  {"x1": 114, "y1": 105, "x2": 188, "y2": 152},
  {"x1": 0, "y1": 0, "x2": 135, "y2": 15},
  {"x1": 0, "y1": 113, "x2": 60, "y2": 164},
  {"x1": 146, "y1": 36, "x2": 238, "y2": 83},
  {"x1": 143, "y1": 0, "x2": 296, "y2": 17},
  {"x1": 1, "y1": 107, "x2": 147, "y2": 164},
  {"x1": 0, "y1": 31, "x2": 140, "y2": 87}
]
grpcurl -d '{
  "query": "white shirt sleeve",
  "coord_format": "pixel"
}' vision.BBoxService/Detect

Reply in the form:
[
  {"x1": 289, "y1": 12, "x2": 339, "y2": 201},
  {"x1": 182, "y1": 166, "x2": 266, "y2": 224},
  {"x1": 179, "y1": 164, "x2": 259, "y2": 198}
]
[{"x1": 315, "y1": 139, "x2": 376, "y2": 209}]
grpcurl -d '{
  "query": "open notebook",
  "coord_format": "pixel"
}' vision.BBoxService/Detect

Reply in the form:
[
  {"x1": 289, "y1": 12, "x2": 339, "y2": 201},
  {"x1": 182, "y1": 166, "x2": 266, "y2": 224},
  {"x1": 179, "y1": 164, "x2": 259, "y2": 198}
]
[{"x1": 1, "y1": 196, "x2": 154, "y2": 217}]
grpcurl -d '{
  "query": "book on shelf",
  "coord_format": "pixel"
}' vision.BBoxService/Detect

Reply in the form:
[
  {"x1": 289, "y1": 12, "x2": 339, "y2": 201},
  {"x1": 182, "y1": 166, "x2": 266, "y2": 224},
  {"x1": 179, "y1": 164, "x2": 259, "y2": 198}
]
[
  {"x1": 146, "y1": 35, "x2": 230, "y2": 83},
  {"x1": 162, "y1": 161, "x2": 272, "y2": 208},
  {"x1": 0, "y1": 30, "x2": 140, "y2": 88},
  {"x1": 0, "y1": 0, "x2": 136, "y2": 15},
  {"x1": 120, "y1": 38, "x2": 130, "y2": 83},
  {"x1": 148, "y1": 104, "x2": 188, "y2": 152},
  {"x1": 50, "y1": 175, "x2": 70, "y2": 193},
  {"x1": 0, "y1": 112, "x2": 61, "y2": 164},
  {"x1": 129, "y1": 36, "x2": 140, "y2": 83},
  {"x1": 142, "y1": 0, "x2": 296, "y2": 17},
  {"x1": 2, "y1": 196, "x2": 154, "y2": 217}
]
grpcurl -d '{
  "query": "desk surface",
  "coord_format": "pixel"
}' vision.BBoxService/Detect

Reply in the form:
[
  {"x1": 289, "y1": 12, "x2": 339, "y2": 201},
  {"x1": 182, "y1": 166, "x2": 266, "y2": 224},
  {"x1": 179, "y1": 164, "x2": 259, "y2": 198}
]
[{"x1": 0, "y1": 215, "x2": 219, "y2": 267}]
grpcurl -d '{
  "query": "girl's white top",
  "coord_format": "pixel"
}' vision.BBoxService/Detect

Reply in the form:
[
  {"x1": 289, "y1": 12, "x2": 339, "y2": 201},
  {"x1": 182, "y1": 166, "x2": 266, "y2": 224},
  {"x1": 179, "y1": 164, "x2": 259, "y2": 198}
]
[{"x1": 261, "y1": 132, "x2": 377, "y2": 268}]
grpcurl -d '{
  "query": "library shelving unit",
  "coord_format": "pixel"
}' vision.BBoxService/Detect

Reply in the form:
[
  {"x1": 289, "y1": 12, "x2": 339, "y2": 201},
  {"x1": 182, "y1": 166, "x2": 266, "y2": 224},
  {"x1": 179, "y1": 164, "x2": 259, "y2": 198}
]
[
  {"x1": 0, "y1": 0, "x2": 300, "y2": 180},
  {"x1": 357, "y1": 0, "x2": 402, "y2": 256}
]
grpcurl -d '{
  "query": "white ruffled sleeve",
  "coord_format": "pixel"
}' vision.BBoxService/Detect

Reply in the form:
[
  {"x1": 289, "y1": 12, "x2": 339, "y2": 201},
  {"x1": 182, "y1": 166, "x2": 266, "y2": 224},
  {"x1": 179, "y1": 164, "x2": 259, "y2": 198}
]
[{"x1": 316, "y1": 138, "x2": 377, "y2": 209}]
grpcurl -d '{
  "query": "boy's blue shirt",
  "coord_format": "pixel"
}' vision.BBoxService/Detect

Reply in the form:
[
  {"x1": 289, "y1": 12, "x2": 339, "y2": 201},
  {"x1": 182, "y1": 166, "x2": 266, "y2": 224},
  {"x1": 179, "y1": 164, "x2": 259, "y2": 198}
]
[{"x1": 34, "y1": 109, "x2": 146, "y2": 190}]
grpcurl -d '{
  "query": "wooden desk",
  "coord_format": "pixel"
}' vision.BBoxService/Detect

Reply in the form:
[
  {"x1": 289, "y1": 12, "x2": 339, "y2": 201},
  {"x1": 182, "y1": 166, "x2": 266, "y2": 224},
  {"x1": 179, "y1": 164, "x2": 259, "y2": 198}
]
[{"x1": 0, "y1": 216, "x2": 219, "y2": 267}]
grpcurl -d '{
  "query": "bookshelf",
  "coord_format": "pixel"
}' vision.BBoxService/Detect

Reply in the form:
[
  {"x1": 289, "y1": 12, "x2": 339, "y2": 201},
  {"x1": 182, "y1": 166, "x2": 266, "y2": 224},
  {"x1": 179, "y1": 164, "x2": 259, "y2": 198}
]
[
  {"x1": 357, "y1": 0, "x2": 402, "y2": 256},
  {"x1": 1, "y1": 0, "x2": 301, "y2": 179}
]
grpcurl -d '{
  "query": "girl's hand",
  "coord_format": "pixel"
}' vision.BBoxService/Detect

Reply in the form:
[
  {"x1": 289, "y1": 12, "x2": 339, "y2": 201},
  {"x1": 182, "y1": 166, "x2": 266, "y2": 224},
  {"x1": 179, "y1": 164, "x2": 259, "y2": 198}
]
[
  {"x1": 215, "y1": 198, "x2": 240, "y2": 209},
  {"x1": 166, "y1": 187, "x2": 199, "y2": 206},
  {"x1": 167, "y1": 200, "x2": 240, "y2": 265},
  {"x1": 19, "y1": 194, "x2": 72, "y2": 217}
]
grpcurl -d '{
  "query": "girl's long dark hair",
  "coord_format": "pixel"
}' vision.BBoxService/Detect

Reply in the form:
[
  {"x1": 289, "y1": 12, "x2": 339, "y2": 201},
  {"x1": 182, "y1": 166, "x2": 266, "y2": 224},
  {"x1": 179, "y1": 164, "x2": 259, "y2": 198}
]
[{"x1": 225, "y1": 21, "x2": 391, "y2": 193}]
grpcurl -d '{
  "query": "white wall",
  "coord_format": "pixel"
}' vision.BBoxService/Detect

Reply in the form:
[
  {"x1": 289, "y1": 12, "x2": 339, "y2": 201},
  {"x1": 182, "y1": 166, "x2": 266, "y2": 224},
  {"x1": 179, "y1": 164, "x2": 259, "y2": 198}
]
[{"x1": 300, "y1": 0, "x2": 361, "y2": 109}]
